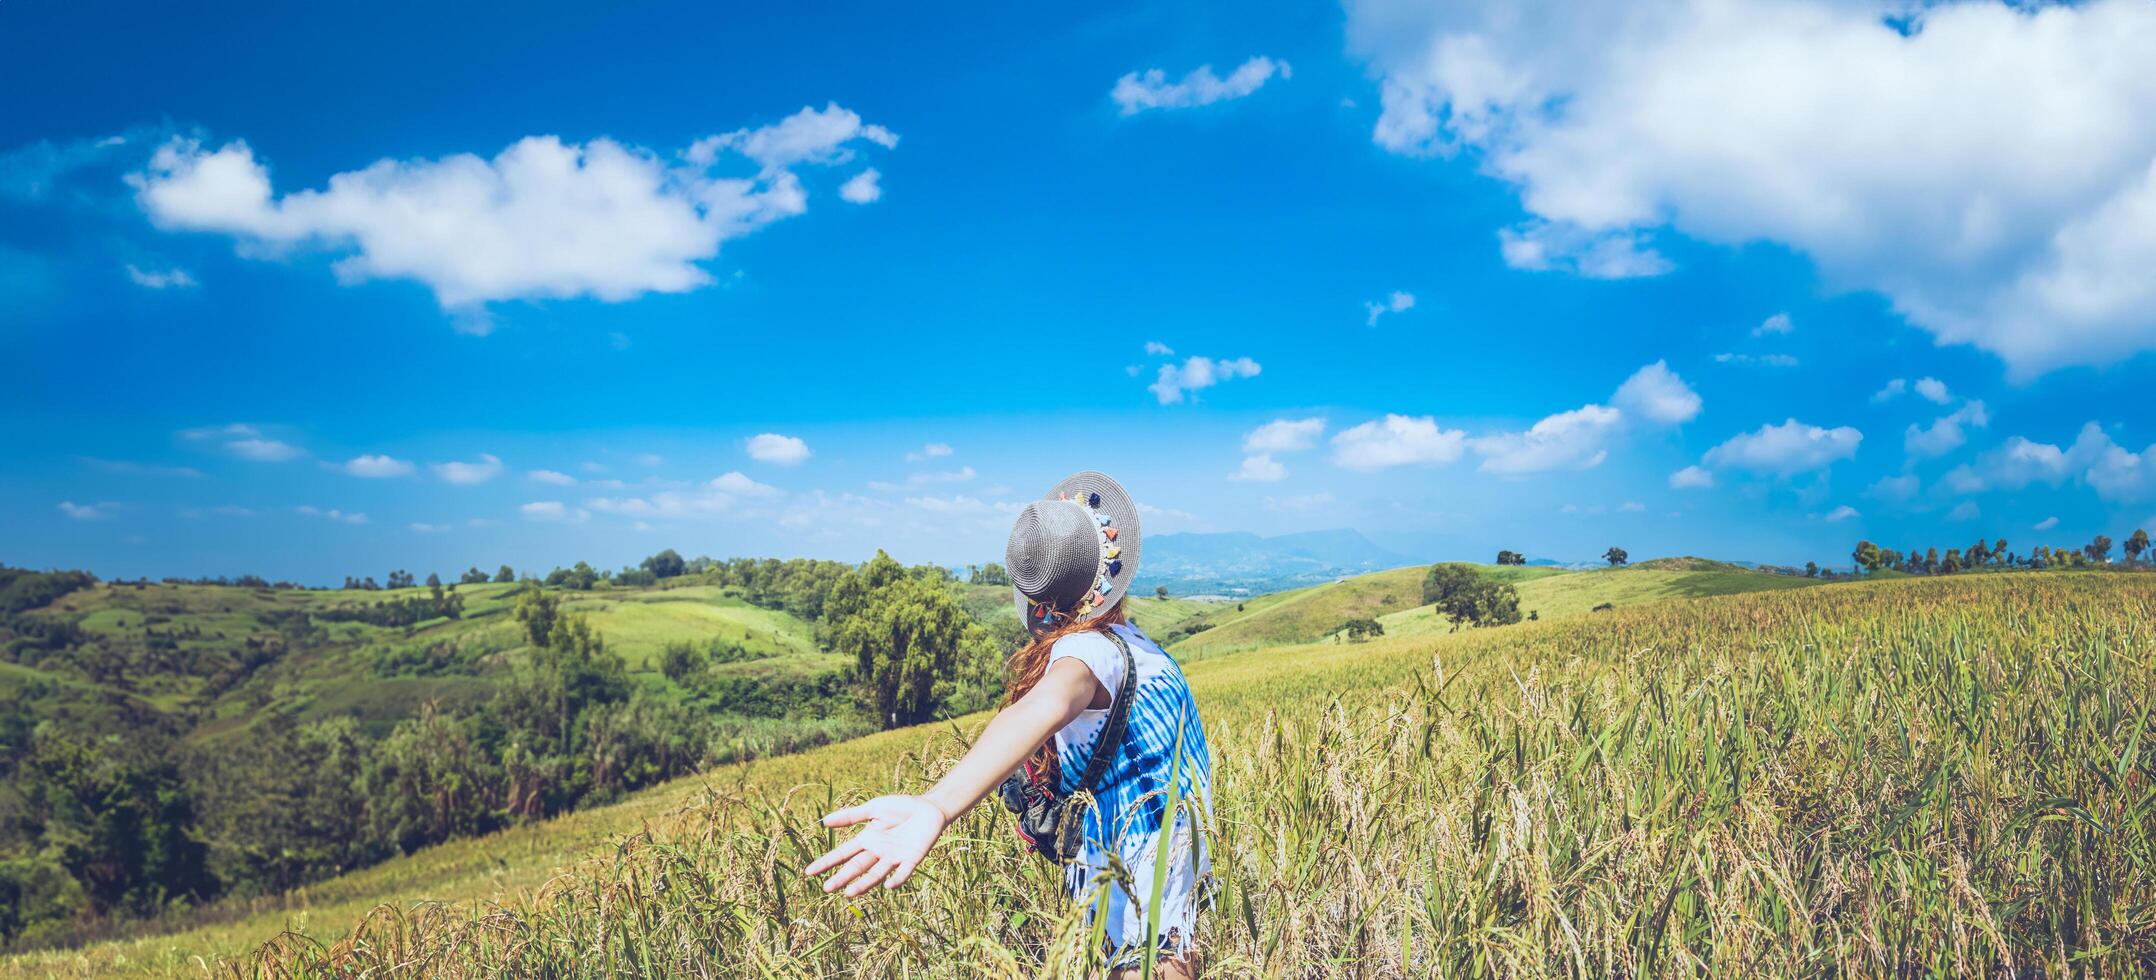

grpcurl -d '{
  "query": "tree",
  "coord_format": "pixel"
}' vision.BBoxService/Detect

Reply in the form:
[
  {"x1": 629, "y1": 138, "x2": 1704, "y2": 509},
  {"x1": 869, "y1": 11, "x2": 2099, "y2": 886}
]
[
  {"x1": 1421, "y1": 563, "x2": 1524, "y2": 631},
  {"x1": 1804, "y1": 561, "x2": 1819, "y2": 578},
  {"x1": 639, "y1": 549, "x2": 687, "y2": 580},
  {"x1": 1941, "y1": 548, "x2": 1963, "y2": 574},
  {"x1": 1155, "y1": 585, "x2": 1170, "y2": 600},
  {"x1": 1852, "y1": 540, "x2": 1880, "y2": 573},
  {"x1": 1602, "y1": 547, "x2": 1628, "y2": 567},
  {"x1": 460, "y1": 567, "x2": 491, "y2": 585},
  {"x1": 1495, "y1": 550, "x2": 1526, "y2": 566},
  {"x1": 386, "y1": 569, "x2": 416, "y2": 590},
  {"x1": 494, "y1": 565, "x2": 516, "y2": 583},
  {"x1": 968, "y1": 563, "x2": 1012, "y2": 587},
  {"x1": 830, "y1": 568, "x2": 998, "y2": 728},
  {"x1": 2087, "y1": 534, "x2": 2114, "y2": 564},
  {"x1": 1341, "y1": 618, "x2": 1384, "y2": 642},
  {"x1": 2127, "y1": 529, "x2": 2150, "y2": 565},
  {"x1": 424, "y1": 572, "x2": 443, "y2": 589}
]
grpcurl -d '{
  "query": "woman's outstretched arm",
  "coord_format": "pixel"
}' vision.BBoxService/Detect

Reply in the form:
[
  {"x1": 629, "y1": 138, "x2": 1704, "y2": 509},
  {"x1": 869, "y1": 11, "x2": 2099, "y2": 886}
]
[{"x1": 805, "y1": 657, "x2": 1104, "y2": 896}]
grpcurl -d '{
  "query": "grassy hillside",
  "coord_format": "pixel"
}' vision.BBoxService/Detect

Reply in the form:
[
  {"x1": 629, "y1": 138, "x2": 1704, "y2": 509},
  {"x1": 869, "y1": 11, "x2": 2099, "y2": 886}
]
[
  {"x1": 1167, "y1": 563, "x2": 1579, "y2": 656},
  {"x1": 12, "y1": 574, "x2": 2154, "y2": 975},
  {"x1": 1379, "y1": 562, "x2": 1826, "y2": 637}
]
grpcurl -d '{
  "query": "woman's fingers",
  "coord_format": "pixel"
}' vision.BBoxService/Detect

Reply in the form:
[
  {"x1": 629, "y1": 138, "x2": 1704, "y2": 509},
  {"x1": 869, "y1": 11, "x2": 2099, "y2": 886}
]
[
  {"x1": 822, "y1": 803, "x2": 873, "y2": 828},
  {"x1": 803, "y1": 833, "x2": 866, "y2": 876},
  {"x1": 821, "y1": 850, "x2": 880, "y2": 894},
  {"x1": 884, "y1": 857, "x2": 920, "y2": 890},
  {"x1": 844, "y1": 856, "x2": 900, "y2": 898}
]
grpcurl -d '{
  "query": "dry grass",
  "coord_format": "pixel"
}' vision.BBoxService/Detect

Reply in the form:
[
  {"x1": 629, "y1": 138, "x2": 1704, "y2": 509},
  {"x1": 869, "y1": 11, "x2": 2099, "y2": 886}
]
[{"x1": 14, "y1": 574, "x2": 2156, "y2": 977}]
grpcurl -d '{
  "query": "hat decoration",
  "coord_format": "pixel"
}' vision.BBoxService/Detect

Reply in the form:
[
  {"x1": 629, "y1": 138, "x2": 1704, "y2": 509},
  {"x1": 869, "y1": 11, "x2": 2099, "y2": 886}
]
[{"x1": 1025, "y1": 489, "x2": 1119, "y2": 624}]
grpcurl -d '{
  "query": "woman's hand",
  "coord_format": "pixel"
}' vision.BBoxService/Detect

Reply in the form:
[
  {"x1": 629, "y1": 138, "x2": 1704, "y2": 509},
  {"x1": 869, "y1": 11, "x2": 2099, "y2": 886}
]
[{"x1": 804, "y1": 795, "x2": 948, "y2": 896}]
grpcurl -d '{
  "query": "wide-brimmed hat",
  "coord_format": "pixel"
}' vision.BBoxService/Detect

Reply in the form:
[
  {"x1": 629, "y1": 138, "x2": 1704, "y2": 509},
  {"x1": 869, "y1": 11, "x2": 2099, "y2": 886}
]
[{"x1": 1006, "y1": 470, "x2": 1141, "y2": 629}]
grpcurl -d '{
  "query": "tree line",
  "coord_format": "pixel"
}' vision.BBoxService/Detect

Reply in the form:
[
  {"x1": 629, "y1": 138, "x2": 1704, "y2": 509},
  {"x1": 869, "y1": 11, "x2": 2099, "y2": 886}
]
[{"x1": 1851, "y1": 527, "x2": 2151, "y2": 575}]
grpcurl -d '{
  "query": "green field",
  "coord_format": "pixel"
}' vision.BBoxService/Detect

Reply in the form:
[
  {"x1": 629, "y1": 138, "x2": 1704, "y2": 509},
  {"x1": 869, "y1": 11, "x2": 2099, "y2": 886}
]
[
  {"x1": 11, "y1": 566, "x2": 2151, "y2": 975},
  {"x1": 1379, "y1": 562, "x2": 1825, "y2": 637},
  {"x1": 1167, "y1": 563, "x2": 1569, "y2": 657}
]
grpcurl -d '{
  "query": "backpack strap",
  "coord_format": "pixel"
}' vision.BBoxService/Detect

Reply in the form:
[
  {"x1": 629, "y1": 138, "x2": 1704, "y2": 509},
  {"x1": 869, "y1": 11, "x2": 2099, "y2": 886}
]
[{"x1": 1074, "y1": 628, "x2": 1138, "y2": 795}]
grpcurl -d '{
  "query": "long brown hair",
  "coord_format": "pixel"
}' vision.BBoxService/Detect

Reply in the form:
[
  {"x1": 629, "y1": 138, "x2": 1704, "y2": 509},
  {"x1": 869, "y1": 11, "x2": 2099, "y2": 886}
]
[{"x1": 1007, "y1": 599, "x2": 1126, "y2": 776}]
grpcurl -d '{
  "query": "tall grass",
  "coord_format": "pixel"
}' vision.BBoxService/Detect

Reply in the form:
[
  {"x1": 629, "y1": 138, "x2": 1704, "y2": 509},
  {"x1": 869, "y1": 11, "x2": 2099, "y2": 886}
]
[{"x1": 31, "y1": 575, "x2": 2156, "y2": 977}]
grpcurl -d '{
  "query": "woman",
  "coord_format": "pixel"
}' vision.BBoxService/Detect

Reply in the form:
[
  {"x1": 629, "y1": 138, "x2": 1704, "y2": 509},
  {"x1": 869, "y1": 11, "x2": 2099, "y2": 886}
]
[{"x1": 806, "y1": 470, "x2": 1214, "y2": 977}]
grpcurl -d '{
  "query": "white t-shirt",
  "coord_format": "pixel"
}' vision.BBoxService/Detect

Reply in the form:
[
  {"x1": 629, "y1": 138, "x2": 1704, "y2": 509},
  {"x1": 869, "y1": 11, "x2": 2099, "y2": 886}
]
[{"x1": 1046, "y1": 630, "x2": 1131, "y2": 761}]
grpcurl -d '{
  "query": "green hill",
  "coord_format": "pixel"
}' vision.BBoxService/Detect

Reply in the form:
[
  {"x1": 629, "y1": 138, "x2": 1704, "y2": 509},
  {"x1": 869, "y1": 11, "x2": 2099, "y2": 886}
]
[
  {"x1": 1379, "y1": 562, "x2": 1824, "y2": 636},
  {"x1": 1165, "y1": 563, "x2": 1568, "y2": 657},
  {"x1": 11, "y1": 573, "x2": 2153, "y2": 975}
]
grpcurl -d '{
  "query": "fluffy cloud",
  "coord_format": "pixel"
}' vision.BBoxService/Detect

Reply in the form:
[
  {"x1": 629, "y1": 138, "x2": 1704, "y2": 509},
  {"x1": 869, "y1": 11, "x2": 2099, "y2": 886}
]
[
  {"x1": 1331, "y1": 414, "x2": 1467, "y2": 470},
  {"x1": 1364, "y1": 290, "x2": 1415, "y2": 326},
  {"x1": 1953, "y1": 422, "x2": 2156, "y2": 501},
  {"x1": 125, "y1": 264, "x2": 195, "y2": 289},
  {"x1": 180, "y1": 423, "x2": 300, "y2": 461},
  {"x1": 838, "y1": 168, "x2": 882, "y2": 204},
  {"x1": 1713, "y1": 352, "x2": 1801, "y2": 368},
  {"x1": 745, "y1": 433, "x2": 811, "y2": 465},
  {"x1": 1701, "y1": 419, "x2": 1863, "y2": 476},
  {"x1": 130, "y1": 104, "x2": 894, "y2": 322},
  {"x1": 1753, "y1": 313, "x2": 1793, "y2": 337},
  {"x1": 1112, "y1": 56, "x2": 1289, "y2": 115},
  {"x1": 1905, "y1": 401, "x2": 1989, "y2": 458},
  {"x1": 1610, "y1": 360, "x2": 1701, "y2": 424},
  {"x1": 341, "y1": 454, "x2": 415, "y2": 478},
  {"x1": 433, "y1": 453, "x2": 505, "y2": 485},
  {"x1": 528, "y1": 469, "x2": 576, "y2": 486},
  {"x1": 1148, "y1": 356, "x2": 1261, "y2": 405},
  {"x1": 1242, "y1": 417, "x2": 1326, "y2": 453},
  {"x1": 1824, "y1": 505, "x2": 1861, "y2": 523},
  {"x1": 1470, "y1": 404, "x2": 1621, "y2": 474},
  {"x1": 1915, "y1": 377, "x2": 1953, "y2": 405},
  {"x1": 1669, "y1": 465, "x2": 1714, "y2": 490},
  {"x1": 1143, "y1": 341, "x2": 1176, "y2": 356},
  {"x1": 2034, "y1": 515, "x2": 2060, "y2": 531},
  {"x1": 1872, "y1": 379, "x2": 1909, "y2": 402},
  {"x1": 520, "y1": 500, "x2": 587, "y2": 523},
  {"x1": 1229, "y1": 454, "x2": 1288, "y2": 482},
  {"x1": 1348, "y1": 0, "x2": 2156, "y2": 374},
  {"x1": 58, "y1": 501, "x2": 114, "y2": 520}
]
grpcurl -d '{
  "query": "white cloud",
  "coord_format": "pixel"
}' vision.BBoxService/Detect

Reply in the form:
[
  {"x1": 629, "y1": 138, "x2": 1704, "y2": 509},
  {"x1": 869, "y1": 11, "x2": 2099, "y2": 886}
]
[
  {"x1": 1470, "y1": 403, "x2": 1621, "y2": 474},
  {"x1": 1148, "y1": 355, "x2": 1261, "y2": 405},
  {"x1": 528, "y1": 469, "x2": 576, "y2": 486},
  {"x1": 130, "y1": 103, "x2": 894, "y2": 320},
  {"x1": 745, "y1": 433, "x2": 811, "y2": 465},
  {"x1": 1112, "y1": 56, "x2": 1289, "y2": 115},
  {"x1": 1949, "y1": 501, "x2": 1982, "y2": 521},
  {"x1": 1871, "y1": 379, "x2": 1908, "y2": 403},
  {"x1": 585, "y1": 472, "x2": 783, "y2": 522},
  {"x1": 709, "y1": 471, "x2": 783, "y2": 498},
  {"x1": 1713, "y1": 352, "x2": 1801, "y2": 368},
  {"x1": 905, "y1": 442, "x2": 954, "y2": 462},
  {"x1": 342, "y1": 454, "x2": 415, "y2": 478},
  {"x1": 1914, "y1": 377, "x2": 1953, "y2": 405},
  {"x1": 1753, "y1": 313, "x2": 1793, "y2": 337},
  {"x1": 58, "y1": 500, "x2": 115, "y2": 520},
  {"x1": 1905, "y1": 401, "x2": 1989, "y2": 458},
  {"x1": 1949, "y1": 423, "x2": 2156, "y2": 500},
  {"x1": 1497, "y1": 221, "x2": 1670, "y2": 278},
  {"x1": 1669, "y1": 465, "x2": 1714, "y2": 490},
  {"x1": 1265, "y1": 492, "x2": 1336, "y2": 511},
  {"x1": 1611, "y1": 360, "x2": 1701, "y2": 424},
  {"x1": 1331, "y1": 414, "x2": 1467, "y2": 470},
  {"x1": 1364, "y1": 290, "x2": 1415, "y2": 326},
  {"x1": 838, "y1": 168, "x2": 882, "y2": 204},
  {"x1": 1824, "y1": 504, "x2": 1860, "y2": 523},
  {"x1": 1702, "y1": 419, "x2": 1863, "y2": 476},
  {"x1": 520, "y1": 500, "x2": 587, "y2": 523},
  {"x1": 125, "y1": 264, "x2": 196, "y2": 289},
  {"x1": 1349, "y1": 0, "x2": 2156, "y2": 375},
  {"x1": 430, "y1": 453, "x2": 504, "y2": 485},
  {"x1": 180, "y1": 422, "x2": 301, "y2": 461},
  {"x1": 1230, "y1": 454, "x2": 1288, "y2": 482},
  {"x1": 295, "y1": 505, "x2": 367, "y2": 525},
  {"x1": 1143, "y1": 341, "x2": 1176, "y2": 356},
  {"x1": 1242, "y1": 417, "x2": 1326, "y2": 454},
  {"x1": 2034, "y1": 515, "x2": 2060, "y2": 531},
  {"x1": 409, "y1": 522, "x2": 452, "y2": 533}
]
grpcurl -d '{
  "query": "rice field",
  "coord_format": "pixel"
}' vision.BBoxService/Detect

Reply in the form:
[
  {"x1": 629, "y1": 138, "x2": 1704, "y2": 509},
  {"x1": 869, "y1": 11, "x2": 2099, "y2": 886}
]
[{"x1": 11, "y1": 573, "x2": 2156, "y2": 977}]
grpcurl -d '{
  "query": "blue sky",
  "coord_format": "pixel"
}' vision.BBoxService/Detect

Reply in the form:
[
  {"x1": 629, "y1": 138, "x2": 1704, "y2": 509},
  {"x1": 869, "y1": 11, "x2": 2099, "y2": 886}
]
[{"x1": 7, "y1": 0, "x2": 2156, "y2": 584}]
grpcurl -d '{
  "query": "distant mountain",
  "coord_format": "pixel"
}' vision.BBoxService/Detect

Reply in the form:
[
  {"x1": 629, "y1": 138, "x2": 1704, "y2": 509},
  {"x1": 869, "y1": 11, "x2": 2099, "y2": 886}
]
[{"x1": 1141, "y1": 529, "x2": 1410, "y2": 596}]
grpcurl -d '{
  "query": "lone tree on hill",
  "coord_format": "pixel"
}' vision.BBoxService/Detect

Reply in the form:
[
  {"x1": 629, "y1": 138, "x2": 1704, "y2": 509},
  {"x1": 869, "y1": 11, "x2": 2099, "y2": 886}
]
[
  {"x1": 1341, "y1": 618, "x2": 1384, "y2": 642},
  {"x1": 1805, "y1": 561, "x2": 1819, "y2": 578},
  {"x1": 640, "y1": 549, "x2": 687, "y2": 580},
  {"x1": 1494, "y1": 550, "x2": 1527, "y2": 566},
  {"x1": 461, "y1": 567, "x2": 490, "y2": 585},
  {"x1": 1422, "y1": 563, "x2": 1524, "y2": 631},
  {"x1": 494, "y1": 565, "x2": 516, "y2": 583},
  {"x1": 1853, "y1": 540, "x2": 1881, "y2": 573},
  {"x1": 2127, "y1": 529, "x2": 2150, "y2": 565},
  {"x1": 1602, "y1": 547, "x2": 1628, "y2": 567},
  {"x1": 1155, "y1": 584, "x2": 1169, "y2": 600}
]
